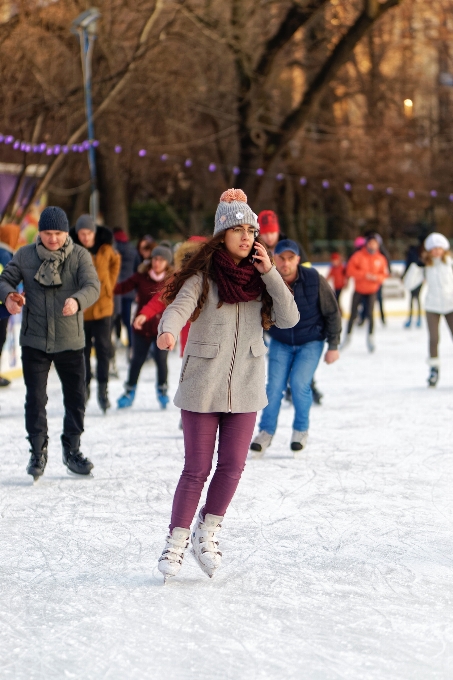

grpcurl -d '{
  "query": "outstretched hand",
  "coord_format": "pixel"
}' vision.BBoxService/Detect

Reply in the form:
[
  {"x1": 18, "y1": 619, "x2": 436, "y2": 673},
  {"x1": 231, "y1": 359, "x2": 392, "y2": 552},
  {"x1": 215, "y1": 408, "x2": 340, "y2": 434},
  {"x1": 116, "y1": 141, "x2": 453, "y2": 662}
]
[
  {"x1": 5, "y1": 292, "x2": 25, "y2": 315},
  {"x1": 133, "y1": 314, "x2": 147, "y2": 330},
  {"x1": 252, "y1": 242, "x2": 272, "y2": 274},
  {"x1": 157, "y1": 332, "x2": 175, "y2": 351}
]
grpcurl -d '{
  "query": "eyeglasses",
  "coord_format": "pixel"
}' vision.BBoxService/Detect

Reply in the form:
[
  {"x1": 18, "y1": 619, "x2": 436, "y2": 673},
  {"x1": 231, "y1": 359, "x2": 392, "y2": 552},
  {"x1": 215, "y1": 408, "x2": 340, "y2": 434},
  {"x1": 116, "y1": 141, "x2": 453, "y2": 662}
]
[{"x1": 229, "y1": 226, "x2": 259, "y2": 239}]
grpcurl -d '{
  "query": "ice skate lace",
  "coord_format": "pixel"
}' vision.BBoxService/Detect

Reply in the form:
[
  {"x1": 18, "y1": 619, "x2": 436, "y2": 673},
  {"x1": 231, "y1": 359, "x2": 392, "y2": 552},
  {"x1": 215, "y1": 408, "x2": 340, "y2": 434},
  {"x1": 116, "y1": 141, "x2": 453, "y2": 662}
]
[
  {"x1": 70, "y1": 450, "x2": 89, "y2": 464},
  {"x1": 196, "y1": 523, "x2": 222, "y2": 556},
  {"x1": 159, "y1": 534, "x2": 189, "y2": 564}
]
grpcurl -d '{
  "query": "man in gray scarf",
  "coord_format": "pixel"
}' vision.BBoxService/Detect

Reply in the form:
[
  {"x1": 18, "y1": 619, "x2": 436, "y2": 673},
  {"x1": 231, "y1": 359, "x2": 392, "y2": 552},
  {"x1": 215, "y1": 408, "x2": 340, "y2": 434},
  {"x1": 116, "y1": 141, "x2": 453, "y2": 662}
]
[{"x1": 0, "y1": 207, "x2": 100, "y2": 481}]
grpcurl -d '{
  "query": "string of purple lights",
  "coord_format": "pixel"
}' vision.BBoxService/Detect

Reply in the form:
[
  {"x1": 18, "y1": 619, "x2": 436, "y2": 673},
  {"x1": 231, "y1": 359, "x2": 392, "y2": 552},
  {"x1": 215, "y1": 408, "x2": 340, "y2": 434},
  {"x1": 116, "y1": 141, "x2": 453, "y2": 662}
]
[{"x1": 1, "y1": 133, "x2": 452, "y2": 201}]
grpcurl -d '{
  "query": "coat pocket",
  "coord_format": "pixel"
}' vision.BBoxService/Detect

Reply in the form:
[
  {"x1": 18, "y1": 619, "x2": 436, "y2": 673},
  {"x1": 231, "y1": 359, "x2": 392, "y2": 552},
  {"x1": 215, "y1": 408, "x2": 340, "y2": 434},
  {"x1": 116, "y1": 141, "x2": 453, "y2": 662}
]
[
  {"x1": 186, "y1": 341, "x2": 220, "y2": 358},
  {"x1": 180, "y1": 341, "x2": 220, "y2": 383},
  {"x1": 250, "y1": 340, "x2": 268, "y2": 357}
]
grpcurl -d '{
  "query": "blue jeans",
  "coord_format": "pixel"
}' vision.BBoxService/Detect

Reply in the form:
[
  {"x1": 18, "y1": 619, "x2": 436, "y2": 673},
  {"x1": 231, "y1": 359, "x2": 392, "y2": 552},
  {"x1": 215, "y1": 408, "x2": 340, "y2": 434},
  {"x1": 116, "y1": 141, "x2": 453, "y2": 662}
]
[{"x1": 259, "y1": 338, "x2": 324, "y2": 435}]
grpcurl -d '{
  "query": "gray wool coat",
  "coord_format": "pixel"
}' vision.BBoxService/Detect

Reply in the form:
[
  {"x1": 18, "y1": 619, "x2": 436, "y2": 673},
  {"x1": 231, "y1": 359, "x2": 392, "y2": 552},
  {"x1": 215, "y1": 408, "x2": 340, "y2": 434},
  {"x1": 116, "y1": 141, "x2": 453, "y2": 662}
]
[
  {"x1": 158, "y1": 266, "x2": 299, "y2": 413},
  {"x1": 0, "y1": 243, "x2": 100, "y2": 353}
]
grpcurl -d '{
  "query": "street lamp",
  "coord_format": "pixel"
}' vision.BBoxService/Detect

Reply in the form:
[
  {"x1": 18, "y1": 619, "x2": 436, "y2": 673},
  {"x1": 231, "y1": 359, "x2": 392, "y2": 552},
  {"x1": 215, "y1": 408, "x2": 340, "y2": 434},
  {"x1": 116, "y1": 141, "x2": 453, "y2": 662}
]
[{"x1": 71, "y1": 8, "x2": 101, "y2": 221}]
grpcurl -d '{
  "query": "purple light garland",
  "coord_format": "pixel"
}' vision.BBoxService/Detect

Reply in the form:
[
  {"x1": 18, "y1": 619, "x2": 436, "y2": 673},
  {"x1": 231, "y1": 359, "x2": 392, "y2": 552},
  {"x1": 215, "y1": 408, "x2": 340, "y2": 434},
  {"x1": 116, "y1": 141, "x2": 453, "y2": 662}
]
[{"x1": 2, "y1": 134, "x2": 453, "y2": 202}]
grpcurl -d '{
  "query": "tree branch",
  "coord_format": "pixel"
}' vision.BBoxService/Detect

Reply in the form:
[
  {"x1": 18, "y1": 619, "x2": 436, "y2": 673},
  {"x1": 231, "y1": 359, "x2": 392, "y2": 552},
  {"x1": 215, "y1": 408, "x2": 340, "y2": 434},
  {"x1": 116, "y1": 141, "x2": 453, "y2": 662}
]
[
  {"x1": 255, "y1": 0, "x2": 330, "y2": 79},
  {"x1": 20, "y1": 0, "x2": 177, "y2": 216},
  {"x1": 265, "y1": 0, "x2": 401, "y2": 161}
]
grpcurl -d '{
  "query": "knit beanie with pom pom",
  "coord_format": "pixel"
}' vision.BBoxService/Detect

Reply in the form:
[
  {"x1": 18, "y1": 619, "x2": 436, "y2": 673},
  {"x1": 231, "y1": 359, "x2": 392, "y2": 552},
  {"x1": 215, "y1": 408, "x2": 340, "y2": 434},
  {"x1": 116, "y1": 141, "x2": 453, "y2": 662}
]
[{"x1": 214, "y1": 189, "x2": 259, "y2": 236}]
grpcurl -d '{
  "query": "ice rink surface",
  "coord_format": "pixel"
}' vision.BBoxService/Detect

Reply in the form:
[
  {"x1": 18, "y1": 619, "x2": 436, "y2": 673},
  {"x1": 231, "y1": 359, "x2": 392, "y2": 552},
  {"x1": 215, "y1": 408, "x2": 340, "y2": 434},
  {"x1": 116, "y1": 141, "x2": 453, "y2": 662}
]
[{"x1": 0, "y1": 316, "x2": 452, "y2": 680}]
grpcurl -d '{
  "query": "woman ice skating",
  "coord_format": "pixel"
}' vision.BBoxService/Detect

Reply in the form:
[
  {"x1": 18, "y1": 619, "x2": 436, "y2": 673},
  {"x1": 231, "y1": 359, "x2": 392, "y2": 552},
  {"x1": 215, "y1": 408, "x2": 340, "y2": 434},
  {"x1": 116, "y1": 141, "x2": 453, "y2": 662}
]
[
  {"x1": 115, "y1": 245, "x2": 173, "y2": 409},
  {"x1": 155, "y1": 189, "x2": 299, "y2": 582},
  {"x1": 420, "y1": 232, "x2": 453, "y2": 387}
]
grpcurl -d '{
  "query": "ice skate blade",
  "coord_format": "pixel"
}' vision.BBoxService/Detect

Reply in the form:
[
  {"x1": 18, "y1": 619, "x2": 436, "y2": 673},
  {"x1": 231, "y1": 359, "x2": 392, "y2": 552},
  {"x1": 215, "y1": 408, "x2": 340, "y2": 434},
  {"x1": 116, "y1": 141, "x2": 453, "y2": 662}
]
[
  {"x1": 190, "y1": 547, "x2": 217, "y2": 579},
  {"x1": 65, "y1": 469, "x2": 94, "y2": 479}
]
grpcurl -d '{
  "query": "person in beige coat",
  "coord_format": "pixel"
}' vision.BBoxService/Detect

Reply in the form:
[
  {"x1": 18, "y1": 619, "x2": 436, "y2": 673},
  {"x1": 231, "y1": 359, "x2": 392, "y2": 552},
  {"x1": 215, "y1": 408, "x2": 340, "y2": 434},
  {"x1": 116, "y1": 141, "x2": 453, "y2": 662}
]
[{"x1": 156, "y1": 189, "x2": 299, "y2": 582}]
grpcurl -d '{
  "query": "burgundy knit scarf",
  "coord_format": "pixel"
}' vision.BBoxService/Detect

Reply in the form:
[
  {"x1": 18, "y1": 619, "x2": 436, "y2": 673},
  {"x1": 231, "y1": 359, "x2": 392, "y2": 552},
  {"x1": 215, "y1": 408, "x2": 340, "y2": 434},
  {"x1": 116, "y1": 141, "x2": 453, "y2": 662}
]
[{"x1": 212, "y1": 249, "x2": 264, "y2": 304}]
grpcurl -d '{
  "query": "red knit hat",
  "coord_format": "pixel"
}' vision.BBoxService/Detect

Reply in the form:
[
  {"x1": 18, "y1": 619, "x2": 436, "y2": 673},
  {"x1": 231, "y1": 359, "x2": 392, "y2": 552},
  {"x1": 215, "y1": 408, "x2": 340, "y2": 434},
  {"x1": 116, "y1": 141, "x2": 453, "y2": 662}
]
[{"x1": 257, "y1": 210, "x2": 279, "y2": 234}]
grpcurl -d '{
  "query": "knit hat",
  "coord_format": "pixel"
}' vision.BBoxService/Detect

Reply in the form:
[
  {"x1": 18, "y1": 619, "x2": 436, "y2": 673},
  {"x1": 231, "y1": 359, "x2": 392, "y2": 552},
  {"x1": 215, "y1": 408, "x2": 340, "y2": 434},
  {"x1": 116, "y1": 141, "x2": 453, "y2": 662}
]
[
  {"x1": 366, "y1": 232, "x2": 382, "y2": 245},
  {"x1": 151, "y1": 245, "x2": 173, "y2": 264},
  {"x1": 424, "y1": 232, "x2": 450, "y2": 252},
  {"x1": 38, "y1": 206, "x2": 69, "y2": 233},
  {"x1": 257, "y1": 210, "x2": 279, "y2": 234},
  {"x1": 274, "y1": 239, "x2": 300, "y2": 256},
  {"x1": 214, "y1": 189, "x2": 259, "y2": 236},
  {"x1": 75, "y1": 214, "x2": 97, "y2": 234}
]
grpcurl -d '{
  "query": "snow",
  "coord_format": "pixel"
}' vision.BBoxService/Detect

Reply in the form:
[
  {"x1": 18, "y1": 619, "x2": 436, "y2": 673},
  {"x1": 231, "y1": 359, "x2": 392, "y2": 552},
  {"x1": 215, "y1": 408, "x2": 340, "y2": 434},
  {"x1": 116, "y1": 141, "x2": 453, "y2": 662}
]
[{"x1": 0, "y1": 316, "x2": 452, "y2": 680}]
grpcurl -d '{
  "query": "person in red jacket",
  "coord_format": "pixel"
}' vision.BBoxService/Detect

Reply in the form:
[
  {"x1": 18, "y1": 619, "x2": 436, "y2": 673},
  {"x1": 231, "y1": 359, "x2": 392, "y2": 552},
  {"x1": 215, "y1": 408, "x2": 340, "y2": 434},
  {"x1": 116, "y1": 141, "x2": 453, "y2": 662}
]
[
  {"x1": 343, "y1": 234, "x2": 388, "y2": 352},
  {"x1": 326, "y1": 252, "x2": 347, "y2": 314},
  {"x1": 115, "y1": 245, "x2": 173, "y2": 409}
]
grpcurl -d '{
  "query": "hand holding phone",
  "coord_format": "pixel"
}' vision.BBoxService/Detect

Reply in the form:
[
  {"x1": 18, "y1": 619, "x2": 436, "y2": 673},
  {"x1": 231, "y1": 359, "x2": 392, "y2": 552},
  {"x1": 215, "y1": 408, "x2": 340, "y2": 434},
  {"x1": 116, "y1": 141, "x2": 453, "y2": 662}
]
[{"x1": 250, "y1": 243, "x2": 258, "y2": 264}]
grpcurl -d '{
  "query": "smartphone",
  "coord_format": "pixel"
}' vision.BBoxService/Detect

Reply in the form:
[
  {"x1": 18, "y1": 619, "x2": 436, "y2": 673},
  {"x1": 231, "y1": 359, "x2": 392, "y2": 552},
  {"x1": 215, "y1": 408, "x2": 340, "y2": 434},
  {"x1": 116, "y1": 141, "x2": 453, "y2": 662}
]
[{"x1": 250, "y1": 242, "x2": 258, "y2": 264}]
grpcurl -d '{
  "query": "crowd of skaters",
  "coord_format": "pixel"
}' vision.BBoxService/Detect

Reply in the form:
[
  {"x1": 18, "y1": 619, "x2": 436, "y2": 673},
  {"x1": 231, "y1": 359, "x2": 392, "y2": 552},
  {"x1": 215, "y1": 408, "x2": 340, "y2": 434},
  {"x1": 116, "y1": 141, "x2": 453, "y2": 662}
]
[{"x1": 0, "y1": 191, "x2": 452, "y2": 583}]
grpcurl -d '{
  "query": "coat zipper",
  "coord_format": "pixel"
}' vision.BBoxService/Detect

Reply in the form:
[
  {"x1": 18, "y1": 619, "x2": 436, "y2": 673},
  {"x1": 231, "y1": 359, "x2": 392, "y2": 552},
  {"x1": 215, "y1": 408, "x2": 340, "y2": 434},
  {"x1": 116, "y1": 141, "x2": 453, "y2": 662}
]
[
  {"x1": 180, "y1": 356, "x2": 190, "y2": 383},
  {"x1": 227, "y1": 303, "x2": 239, "y2": 412}
]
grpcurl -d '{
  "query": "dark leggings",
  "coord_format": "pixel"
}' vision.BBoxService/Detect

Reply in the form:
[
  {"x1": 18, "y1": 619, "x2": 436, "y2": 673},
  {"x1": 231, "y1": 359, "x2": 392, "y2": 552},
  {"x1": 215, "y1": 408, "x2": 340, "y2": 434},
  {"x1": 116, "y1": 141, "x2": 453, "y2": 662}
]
[
  {"x1": 426, "y1": 311, "x2": 453, "y2": 357},
  {"x1": 169, "y1": 410, "x2": 257, "y2": 531},
  {"x1": 347, "y1": 292, "x2": 377, "y2": 335},
  {"x1": 84, "y1": 317, "x2": 112, "y2": 386},
  {"x1": 0, "y1": 317, "x2": 8, "y2": 356},
  {"x1": 128, "y1": 331, "x2": 168, "y2": 387},
  {"x1": 408, "y1": 285, "x2": 422, "y2": 320}
]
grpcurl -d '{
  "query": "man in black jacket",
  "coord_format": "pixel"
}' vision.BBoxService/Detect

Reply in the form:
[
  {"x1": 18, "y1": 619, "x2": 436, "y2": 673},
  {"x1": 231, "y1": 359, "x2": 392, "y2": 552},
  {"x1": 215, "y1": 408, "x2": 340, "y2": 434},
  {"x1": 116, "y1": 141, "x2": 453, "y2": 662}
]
[
  {"x1": 250, "y1": 239, "x2": 341, "y2": 457},
  {"x1": 0, "y1": 207, "x2": 100, "y2": 480}
]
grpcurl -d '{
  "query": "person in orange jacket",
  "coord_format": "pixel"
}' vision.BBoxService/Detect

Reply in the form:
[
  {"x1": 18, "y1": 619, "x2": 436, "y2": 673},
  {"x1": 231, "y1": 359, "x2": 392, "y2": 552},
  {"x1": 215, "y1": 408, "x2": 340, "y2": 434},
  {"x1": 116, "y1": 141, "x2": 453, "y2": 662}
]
[{"x1": 342, "y1": 234, "x2": 388, "y2": 352}]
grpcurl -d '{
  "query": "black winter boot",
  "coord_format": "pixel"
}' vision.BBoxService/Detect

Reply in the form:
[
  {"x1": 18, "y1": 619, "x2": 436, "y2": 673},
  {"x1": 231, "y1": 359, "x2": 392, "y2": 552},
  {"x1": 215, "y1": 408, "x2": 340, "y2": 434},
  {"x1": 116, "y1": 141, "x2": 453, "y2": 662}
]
[
  {"x1": 27, "y1": 436, "x2": 48, "y2": 481},
  {"x1": 62, "y1": 435, "x2": 94, "y2": 475},
  {"x1": 97, "y1": 382, "x2": 110, "y2": 413},
  {"x1": 311, "y1": 379, "x2": 323, "y2": 405}
]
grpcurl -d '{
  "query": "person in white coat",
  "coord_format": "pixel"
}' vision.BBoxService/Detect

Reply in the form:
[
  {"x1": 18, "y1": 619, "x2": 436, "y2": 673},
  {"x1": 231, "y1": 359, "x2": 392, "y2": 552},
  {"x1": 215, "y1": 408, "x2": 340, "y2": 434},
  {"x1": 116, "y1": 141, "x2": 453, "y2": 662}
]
[
  {"x1": 421, "y1": 232, "x2": 453, "y2": 386},
  {"x1": 155, "y1": 188, "x2": 299, "y2": 582}
]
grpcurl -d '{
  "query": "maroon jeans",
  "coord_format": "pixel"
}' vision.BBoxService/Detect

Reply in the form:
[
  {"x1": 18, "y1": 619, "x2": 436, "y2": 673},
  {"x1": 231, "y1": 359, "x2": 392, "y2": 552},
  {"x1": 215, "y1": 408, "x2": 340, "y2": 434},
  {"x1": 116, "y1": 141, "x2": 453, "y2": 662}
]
[{"x1": 169, "y1": 410, "x2": 257, "y2": 531}]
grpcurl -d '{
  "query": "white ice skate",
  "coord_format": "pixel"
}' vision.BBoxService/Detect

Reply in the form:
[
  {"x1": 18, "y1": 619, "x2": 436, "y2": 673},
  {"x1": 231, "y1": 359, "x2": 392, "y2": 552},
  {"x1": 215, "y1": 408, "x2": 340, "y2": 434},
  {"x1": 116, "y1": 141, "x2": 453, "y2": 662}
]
[
  {"x1": 158, "y1": 527, "x2": 190, "y2": 583},
  {"x1": 250, "y1": 430, "x2": 273, "y2": 459},
  {"x1": 191, "y1": 510, "x2": 223, "y2": 578},
  {"x1": 291, "y1": 430, "x2": 308, "y2": 455},
  {"x1": 366, "y1": 334, "x2": 375, "y2": 353}
]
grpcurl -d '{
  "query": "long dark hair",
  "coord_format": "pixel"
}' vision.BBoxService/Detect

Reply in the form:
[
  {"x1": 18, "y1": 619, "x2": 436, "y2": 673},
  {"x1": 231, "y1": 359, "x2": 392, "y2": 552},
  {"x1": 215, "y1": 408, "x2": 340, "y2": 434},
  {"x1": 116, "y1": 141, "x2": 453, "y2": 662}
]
[{"x1": 162, "y1": 232, "x2": 275, "y2": 330}]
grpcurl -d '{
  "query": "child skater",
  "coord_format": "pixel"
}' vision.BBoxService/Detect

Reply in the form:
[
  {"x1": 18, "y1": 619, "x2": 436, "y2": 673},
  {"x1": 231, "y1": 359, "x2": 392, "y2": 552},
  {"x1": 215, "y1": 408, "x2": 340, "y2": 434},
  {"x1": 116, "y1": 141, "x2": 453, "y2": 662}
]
[
  {"x1": 326, "y1": 252, "x2": 347, "y2": 314},
  {"x1": 155, "y1": 189, "x2": 299, "y2": 582},
  {"x1": 115, "y1": 245, "x2": 173, "y2": 409},
  {"x1": 421, "y1": 233, "x2": 453, "y2": 386}
]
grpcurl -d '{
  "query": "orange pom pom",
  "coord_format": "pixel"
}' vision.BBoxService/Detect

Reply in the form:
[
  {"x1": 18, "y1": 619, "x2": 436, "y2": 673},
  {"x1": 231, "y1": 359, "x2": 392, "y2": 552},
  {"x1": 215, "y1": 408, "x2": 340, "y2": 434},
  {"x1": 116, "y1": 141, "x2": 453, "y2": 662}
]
[{"x1": 220, "y1": 188, "x2": 247, "y2": 204}]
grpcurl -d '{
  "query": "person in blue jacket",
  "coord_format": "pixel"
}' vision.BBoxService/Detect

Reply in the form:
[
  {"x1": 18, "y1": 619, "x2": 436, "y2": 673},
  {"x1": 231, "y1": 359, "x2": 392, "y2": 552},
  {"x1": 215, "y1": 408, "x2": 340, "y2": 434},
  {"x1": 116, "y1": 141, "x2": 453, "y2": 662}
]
[{"x1": 250, "y1": 240, "x2": 341, "y2": 457}]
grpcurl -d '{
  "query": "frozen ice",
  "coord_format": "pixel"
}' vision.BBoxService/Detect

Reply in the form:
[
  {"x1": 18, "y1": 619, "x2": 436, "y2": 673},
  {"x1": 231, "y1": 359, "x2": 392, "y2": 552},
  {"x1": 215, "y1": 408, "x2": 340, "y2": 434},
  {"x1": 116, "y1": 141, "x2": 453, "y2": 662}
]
[{"x1": 0, "y1": 316, "x2": 452, "y2": 679}]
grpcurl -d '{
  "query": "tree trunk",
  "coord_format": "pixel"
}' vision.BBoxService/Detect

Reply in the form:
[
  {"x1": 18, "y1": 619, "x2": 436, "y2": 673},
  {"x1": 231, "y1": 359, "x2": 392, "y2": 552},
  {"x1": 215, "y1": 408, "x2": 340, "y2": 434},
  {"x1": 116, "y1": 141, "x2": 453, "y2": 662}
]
[{"x1": 97, "y1": 147, "x2": 129, "y2": 231}]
